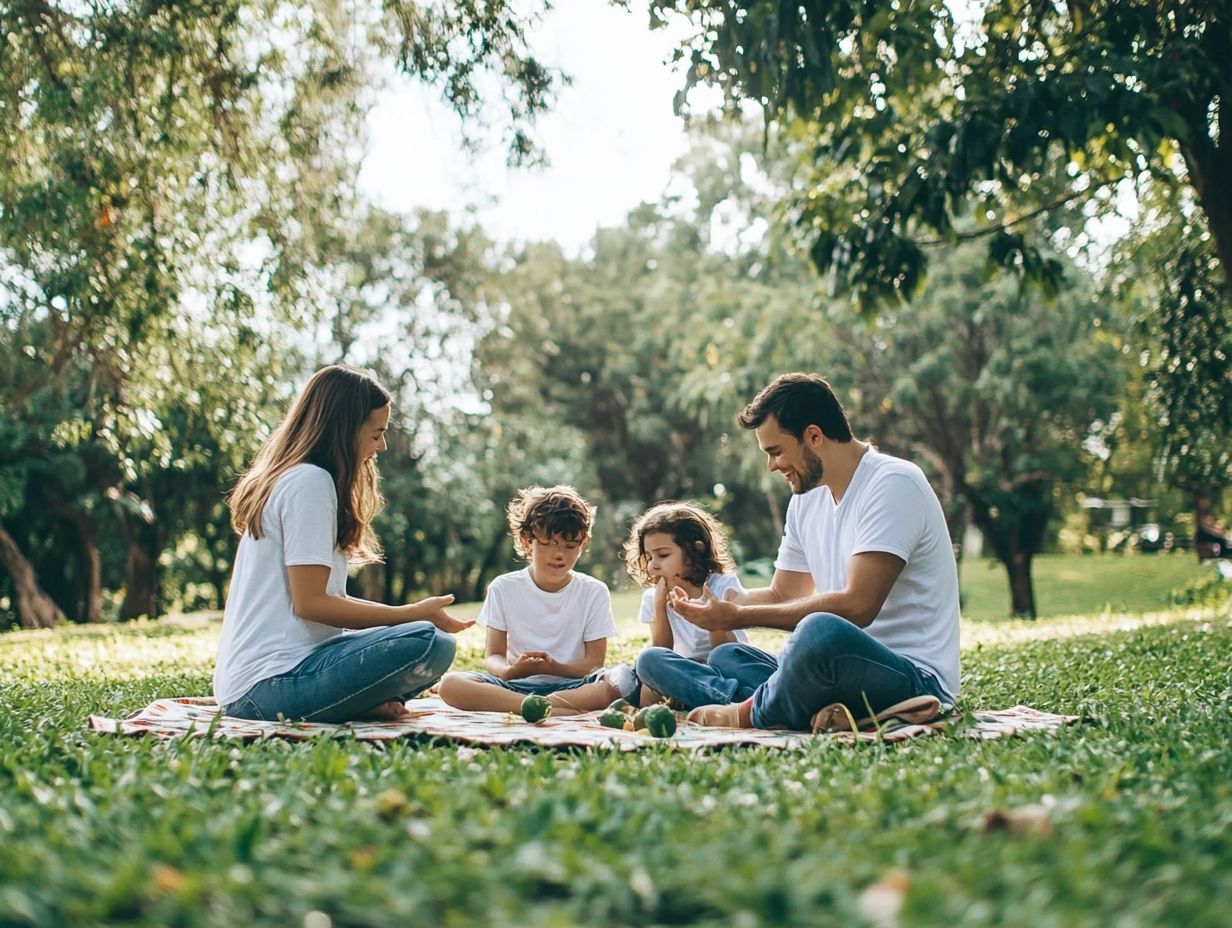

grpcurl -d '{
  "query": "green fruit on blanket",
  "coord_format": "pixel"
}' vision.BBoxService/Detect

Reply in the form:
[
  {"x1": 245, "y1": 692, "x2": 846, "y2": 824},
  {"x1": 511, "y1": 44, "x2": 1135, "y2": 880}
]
[
  {"x1": 520, "y1": 694, "x2": 552, "y2": 723},
  {"x1": 606, "y1": 698, "x2": 632, "y2": 714},
  {"x1": 598, "y1": 708, "x2": 627, "y2": 729},
  {"x1": 642, "y1": 705, "x2": 677, "y2": 738}
]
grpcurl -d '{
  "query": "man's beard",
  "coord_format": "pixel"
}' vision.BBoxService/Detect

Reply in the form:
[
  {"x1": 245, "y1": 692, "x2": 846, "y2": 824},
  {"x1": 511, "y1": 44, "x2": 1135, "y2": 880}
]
[{"x1": 794, "y1": 447, "x2": 824, "y2": 494}]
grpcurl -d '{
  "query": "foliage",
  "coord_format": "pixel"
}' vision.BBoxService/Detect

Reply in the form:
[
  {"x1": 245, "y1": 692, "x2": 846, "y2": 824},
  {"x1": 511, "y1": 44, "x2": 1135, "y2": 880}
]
[
  {"x1": 0, "y1": 0, "x2": 561, "y2": 626},
  {"x1": 833, "y1": 244, "x2": 1123, "y2": 617},
  {"x1": 652, "y1": 0, "x2": 1232, "y2": 311},
  {"x1": 1106, "y1": 181, "x2": 1232, "y2": 505},
  {"x1": 1, "y1": 595, "x2": 1230, "y2": 925}
]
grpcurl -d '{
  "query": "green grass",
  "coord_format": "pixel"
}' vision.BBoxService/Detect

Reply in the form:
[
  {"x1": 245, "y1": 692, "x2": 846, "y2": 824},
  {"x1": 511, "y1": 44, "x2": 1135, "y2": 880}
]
[
  {"x1": 1, "y1": 556, "x2": 1230, "y2": 927},
  {"x1": 956, "y1": 551, "x2": 1211, "y2": 620}
]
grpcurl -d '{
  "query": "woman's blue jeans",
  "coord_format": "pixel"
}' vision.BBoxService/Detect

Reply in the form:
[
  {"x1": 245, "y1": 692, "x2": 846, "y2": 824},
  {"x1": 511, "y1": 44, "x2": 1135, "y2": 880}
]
[
  {"x1": 223, "y1": 621, "x2": 456, "y2": 723},
  {"x1": 636, "y1": 612, "x2": 947, "y2": 730}
]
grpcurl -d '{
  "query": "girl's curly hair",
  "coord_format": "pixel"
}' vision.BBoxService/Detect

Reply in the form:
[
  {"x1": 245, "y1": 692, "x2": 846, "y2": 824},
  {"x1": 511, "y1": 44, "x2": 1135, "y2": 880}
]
[
  {"x1": 623, "y1": 502, "x2": 734, "y2": 588},
  {"x1": 507, "y1": 485, "x2": 594, "y2": 558}
]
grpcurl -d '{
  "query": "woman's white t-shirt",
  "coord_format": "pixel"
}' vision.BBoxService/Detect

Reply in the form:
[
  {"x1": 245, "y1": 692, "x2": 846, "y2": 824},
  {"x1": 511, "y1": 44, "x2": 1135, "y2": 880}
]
[
  {"x1": 479, "y1": 567, "x2": 616, "y2": 684},
  {"x1": 213, "y1": 464, "x2": 349, "y2": 706},
  {"x1": 638, "y1": 572, "x2": 751, "y2": 660}
]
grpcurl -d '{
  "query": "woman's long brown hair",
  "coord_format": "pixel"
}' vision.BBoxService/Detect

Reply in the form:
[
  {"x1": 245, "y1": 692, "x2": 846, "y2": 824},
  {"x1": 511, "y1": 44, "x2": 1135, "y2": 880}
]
[{"x1": 229, "y1": 365, "x2": 391, "y2": 566}]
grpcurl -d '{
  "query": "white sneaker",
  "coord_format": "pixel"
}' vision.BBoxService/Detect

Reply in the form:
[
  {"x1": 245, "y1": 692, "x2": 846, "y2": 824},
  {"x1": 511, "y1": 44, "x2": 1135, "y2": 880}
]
[{"x1": 602, "y1": 663, "x2": 639, "y2": 699}]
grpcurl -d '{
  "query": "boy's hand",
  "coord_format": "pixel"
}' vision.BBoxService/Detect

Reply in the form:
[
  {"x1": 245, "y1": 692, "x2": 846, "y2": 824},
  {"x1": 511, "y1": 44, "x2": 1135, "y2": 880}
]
[
  {"x1": 506, "y1": 651, "x2": 551, "y2": 679},
  {"x1": 409, "y1": 594, "x2": 474, "y2": 633}
]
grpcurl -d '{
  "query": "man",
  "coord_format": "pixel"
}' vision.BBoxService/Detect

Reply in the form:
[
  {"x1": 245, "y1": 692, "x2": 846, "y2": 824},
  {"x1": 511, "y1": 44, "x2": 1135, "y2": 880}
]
[{"x1": 669, "y1": 372, "x2": 960, "y2": 730}]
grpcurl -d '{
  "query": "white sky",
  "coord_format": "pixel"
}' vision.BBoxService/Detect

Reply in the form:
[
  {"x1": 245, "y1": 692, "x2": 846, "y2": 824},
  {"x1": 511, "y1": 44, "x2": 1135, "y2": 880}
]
[{"x1": 358, "y1": 1, "x2": 706, "y2": 252}]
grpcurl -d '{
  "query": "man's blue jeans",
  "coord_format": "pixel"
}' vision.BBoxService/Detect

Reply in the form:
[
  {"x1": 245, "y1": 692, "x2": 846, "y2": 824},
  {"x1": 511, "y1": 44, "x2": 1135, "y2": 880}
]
[
  {"x1": 636, "y1": 612, "x2": 947, "y2": 730},
  {"x1": 223, "y1": 622, "x2": 456, "y2": 723}
]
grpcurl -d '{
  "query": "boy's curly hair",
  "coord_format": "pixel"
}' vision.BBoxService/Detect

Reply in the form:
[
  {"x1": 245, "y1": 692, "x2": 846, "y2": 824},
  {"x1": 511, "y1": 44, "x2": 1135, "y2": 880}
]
[
  {"x1": 507, "y1": 485, "x2": 594, "y2": 558},
  {"x1": 623, "y1": 502, "x2": 735, "y2": 588}
]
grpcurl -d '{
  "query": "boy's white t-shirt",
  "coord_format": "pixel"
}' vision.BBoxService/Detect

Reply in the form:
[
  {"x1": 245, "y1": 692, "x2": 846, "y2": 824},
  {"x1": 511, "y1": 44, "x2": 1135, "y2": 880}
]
[
  {"x1": 213, "y1": 464, "x2": 349, "y2": 707},
  {"x1": 774, "y1": 448, "x2": 961, "y2": 700},
  {"x1": 479, "y1": 567, "x2": 616, "y2": 684},
  {"x1": 638, "y1": 572, "x2": 751, "y2": 660}
]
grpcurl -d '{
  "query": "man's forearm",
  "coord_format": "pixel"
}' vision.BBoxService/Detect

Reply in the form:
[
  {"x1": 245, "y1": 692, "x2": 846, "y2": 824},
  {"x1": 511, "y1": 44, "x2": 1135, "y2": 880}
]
[{"x1": 732, "y1": 591, "x2": 875, "y2": 631}]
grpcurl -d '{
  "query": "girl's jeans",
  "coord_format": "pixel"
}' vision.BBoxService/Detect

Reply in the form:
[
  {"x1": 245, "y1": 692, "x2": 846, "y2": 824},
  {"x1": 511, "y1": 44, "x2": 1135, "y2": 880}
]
[
  {"x1": 224, "y1": 622, "x2": 456, "y2": 723},
  {"x1": 636, "y1": 612, "x2": 948, "y2": 730}
]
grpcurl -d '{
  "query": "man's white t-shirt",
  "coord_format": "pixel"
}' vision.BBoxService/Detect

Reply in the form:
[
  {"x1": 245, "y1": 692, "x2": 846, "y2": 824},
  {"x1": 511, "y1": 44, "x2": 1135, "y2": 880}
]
[
  {"x1": 479, "y1": 567, "x2": 616, "y2": 684},
  {"x1": 213, "y1": 464, "x2": 349, "y2": 707},
  {"x1": 774, "y1": 448, "x2": 961, "y2": 699},
  {"x1": 639, "y1": 572, "x2": 751, "y2": 660}
]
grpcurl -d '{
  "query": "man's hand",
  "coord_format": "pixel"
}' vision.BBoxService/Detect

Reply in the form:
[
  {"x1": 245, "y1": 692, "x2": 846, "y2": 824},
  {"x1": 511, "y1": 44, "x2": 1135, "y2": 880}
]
[
  {"x1": 409, "y1": 594, "x2": 475, "y2": 634},
  {"x1": 669, "y1": 585, "x2": 740, "y2": 631}
]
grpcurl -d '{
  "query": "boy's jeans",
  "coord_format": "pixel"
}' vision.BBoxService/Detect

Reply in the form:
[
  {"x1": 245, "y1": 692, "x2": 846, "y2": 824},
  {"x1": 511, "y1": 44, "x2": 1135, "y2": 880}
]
[
  {"x1": 224, "y1": 621, "x2": 456, "y2": 723},
  {"x1": 636, "y1": 612, "x2": 948, "y2": 730}
]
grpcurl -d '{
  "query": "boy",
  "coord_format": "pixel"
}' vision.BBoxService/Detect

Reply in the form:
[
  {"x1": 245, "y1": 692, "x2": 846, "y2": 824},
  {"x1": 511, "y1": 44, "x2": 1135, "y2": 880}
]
[{"x1": 437, "y1": 485, "x2": 636, "y2": 714}]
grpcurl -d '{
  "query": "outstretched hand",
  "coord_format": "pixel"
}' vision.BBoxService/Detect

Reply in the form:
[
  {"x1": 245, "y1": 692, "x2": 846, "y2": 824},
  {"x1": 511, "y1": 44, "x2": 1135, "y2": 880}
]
[
  {"x1": 669, "y1": 585, "x2": 739, "y2": 631},
  {"x1": 410, "y1": 594, "x2": 475, "y2": 634}
]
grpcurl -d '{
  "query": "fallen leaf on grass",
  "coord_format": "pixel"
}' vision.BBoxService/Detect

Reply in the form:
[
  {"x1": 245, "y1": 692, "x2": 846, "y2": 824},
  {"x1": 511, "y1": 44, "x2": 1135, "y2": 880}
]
[
  {"x1": 150, "y1": 864, "x2": 186, "y2": 898},
  {"x1": 981, "y1": 802, "x2": 1053, "y2": 837},
  {"x1": 857, "y1": 869, "x2": 909, "y2": 927}
]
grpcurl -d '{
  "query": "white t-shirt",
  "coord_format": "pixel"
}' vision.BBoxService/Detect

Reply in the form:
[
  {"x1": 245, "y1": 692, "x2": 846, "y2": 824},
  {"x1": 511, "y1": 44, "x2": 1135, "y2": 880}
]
[
  {"x1": 774, "y1": 448, "x2": 961, "y2": 699},
  {"x1": 213, "y1": 464, "x2": 349, "y2": 706},
  {"x1": 479, "y1": 567, "x2": 616, "y2": 684},
  {"x1": 638, "y1": 572, "x2": 751, "y2": 660}
]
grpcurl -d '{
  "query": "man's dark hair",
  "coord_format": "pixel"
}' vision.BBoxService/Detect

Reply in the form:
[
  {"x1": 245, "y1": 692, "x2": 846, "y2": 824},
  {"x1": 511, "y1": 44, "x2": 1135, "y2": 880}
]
[{"x1": 736, "y1": 373, "x2": 854, "y2": 442}]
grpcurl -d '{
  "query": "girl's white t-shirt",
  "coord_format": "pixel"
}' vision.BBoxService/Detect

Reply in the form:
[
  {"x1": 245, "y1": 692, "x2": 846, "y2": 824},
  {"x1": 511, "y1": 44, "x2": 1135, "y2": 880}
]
[
  {"x1": 638, "y1": 572, "x2": 751, "y2": 660},
  {"x1": 479, "y1": 567, "x2": 616, "y2": 684},
  {"x1": 213, "y1": 464, "x2": 349, "y2": 706}
]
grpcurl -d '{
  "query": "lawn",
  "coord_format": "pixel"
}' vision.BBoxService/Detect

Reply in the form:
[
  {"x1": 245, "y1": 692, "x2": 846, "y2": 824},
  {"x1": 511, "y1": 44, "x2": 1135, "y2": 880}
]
[{"x1": 1, "y1": 555, "x2": 1229, "y2": 927}]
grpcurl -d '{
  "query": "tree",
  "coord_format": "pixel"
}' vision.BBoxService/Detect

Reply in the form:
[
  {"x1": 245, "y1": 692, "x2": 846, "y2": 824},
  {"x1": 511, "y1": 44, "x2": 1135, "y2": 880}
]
[
  {"x1": 0, "y1": 0, "x2": 562, "y2": 626},
  {"x1": 650, "y1": 1, "x2": 1230, "y2": 309},
  {"x1": 832, "y1": 247, "x2": 1123, "y2": 617},
  {"x1": 1106, "y1": 181, "x2": 1232, "y2": 533}
]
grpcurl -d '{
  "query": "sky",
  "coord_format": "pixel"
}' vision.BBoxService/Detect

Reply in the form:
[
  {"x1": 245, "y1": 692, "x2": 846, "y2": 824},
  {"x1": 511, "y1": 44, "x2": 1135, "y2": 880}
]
[{"x1": 357, "y1": 1, "x2": 710, "y2": 253}]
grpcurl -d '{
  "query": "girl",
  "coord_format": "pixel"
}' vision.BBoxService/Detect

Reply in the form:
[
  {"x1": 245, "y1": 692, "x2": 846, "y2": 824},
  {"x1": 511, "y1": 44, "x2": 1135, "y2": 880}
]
[
  {"x1": 213, "y1": 365, "x2": 472, "y2": 723},
  {"x1": 623, "y1": 502, "x2": 753, "y2": 709}
]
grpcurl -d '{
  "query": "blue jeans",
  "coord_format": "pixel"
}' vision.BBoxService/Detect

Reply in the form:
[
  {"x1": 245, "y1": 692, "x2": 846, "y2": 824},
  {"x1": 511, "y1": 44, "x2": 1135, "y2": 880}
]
[
  {"x1": 639, "y1": 613, "x2": 947, "y2": 730},
  {"x1": 224, "y1": 622, "x2": 456, "y2": 723},
  {"x1": 455, "y1": 670, "x2": 605, "y2": 696},
  {"x1": 635, "y1": 646, "x2": 774, "y2": 709}
]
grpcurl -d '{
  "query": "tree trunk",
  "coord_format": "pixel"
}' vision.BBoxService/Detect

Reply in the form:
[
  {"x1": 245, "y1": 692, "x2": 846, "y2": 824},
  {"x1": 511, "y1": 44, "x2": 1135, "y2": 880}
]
[
  {"x1": 55, "y1": 504, "x2": 102, "y2": 622},
  {"x1": 120, "y1": 537, "x2": 158, "y2": 620},
  {"x1": 1005, "y1": 551, "x2": 1037, "y2": 619},
  {"x1": 0, "y1": 524, "x2": 66, "y2": 628},
  {"x1": 1180, "y1": 140, "x2": 1232, "y2": 293}
]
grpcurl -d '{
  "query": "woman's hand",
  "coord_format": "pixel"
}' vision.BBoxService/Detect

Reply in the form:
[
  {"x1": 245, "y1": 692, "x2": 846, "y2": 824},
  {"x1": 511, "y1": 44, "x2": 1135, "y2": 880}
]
[{"x1": 407, "y1": 594, "x2": 474, "y2": 633}]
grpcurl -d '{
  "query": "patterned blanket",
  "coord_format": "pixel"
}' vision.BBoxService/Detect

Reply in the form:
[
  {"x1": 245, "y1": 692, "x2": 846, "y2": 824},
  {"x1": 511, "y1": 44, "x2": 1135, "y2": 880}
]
[{"x1": 88, "y1": 697, "x2": 1079, "y2": 750}]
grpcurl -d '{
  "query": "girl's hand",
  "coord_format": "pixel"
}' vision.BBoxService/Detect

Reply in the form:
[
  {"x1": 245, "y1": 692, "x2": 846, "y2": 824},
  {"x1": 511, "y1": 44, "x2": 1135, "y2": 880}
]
[
  {"x1": 409, "y1": 594, "x2": 474, "y2": 633},
  {"x1": 653, "y1": 576, "x2": 669, "y2": 610}
]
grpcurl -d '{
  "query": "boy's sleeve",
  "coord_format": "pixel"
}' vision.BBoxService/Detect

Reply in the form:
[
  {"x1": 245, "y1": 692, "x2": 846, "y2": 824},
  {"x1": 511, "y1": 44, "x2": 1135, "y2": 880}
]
[
  {"x1": 582, "y1": 582, "x2": 617, "y2": 641},
  {"x1": 637, "y1": 588, "x2": 655, "y2": 624},
  {"x1": 478, "y1": 578, "x2": 506, "y2": 630}
]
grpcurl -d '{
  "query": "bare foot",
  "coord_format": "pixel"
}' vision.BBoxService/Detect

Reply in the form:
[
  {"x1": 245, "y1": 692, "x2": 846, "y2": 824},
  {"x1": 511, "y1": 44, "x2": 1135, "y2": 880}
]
[
  {"x1": 686, "y1": 700, "x2": 753, "y2": 728},
  {"x1": 638, "y1": 686, "x2": 666, "y2": 708},
  {"x1": 358, "y1": 700, "x2": 411, "y2": 721}
]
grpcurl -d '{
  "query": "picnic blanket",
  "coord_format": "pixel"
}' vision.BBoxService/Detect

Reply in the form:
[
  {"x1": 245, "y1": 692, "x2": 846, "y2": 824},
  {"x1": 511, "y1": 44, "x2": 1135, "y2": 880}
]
[{"x1": 88, "y1": 697, "x2": 1079, "y2": 751}]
